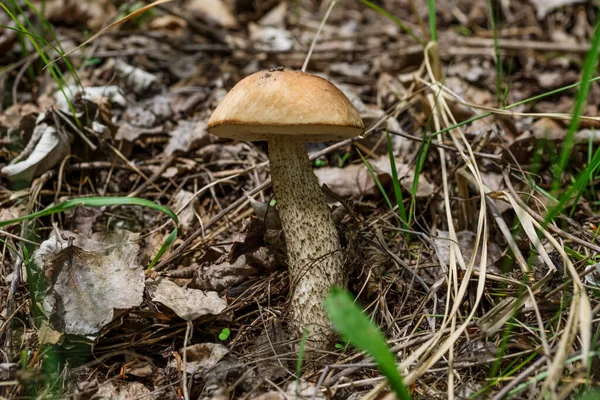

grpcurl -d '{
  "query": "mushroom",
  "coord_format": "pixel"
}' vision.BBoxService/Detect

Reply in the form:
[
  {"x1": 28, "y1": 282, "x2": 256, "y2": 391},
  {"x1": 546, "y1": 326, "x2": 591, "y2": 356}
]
[{"x1": 207, "y1": 68, "x2": 364, "y2": 341}]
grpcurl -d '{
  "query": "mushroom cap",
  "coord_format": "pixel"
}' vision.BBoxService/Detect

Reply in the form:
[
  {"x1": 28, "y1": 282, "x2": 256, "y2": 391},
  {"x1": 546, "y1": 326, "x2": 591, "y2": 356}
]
[{"x1": 207, "y1": 69, "x2": 364, "y2": 142}]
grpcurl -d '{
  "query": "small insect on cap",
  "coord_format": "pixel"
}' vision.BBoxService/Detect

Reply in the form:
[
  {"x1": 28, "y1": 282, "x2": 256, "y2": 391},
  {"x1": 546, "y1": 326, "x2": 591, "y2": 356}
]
[{"x1": 207, "y1": 69, "x2": 365, "y2": 142}]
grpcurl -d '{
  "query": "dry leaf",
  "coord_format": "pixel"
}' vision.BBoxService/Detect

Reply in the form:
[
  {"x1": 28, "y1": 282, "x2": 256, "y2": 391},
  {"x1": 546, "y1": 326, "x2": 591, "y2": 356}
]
[
  {"x1": 314, "y1": 164, "x2": 377, "y2": 197},
  {"x1": 248, "y1": 23, "x2": 294, "y2": 51},
  {"x1": 169, "y1": 343, "x2": 250, "y2": 398},
  {"x1": 115, "y1": 123, "x2": 163, "y2": 142},
  {"x1": 92, "y1": 382, "x2": 154, "y2": 400},
  {"x1": 147, "y1": 278, "x2": 226, "y2": 321},
  {"x1": 174, "y1": 343, "x2": 229, "y2": 374},
  {"x1": 55, "y1": 85, "x2": 127, "y2": 113},
  {"x1": 529, "y1": 0, "x2": 586, "y2": 19},
  {"x1": 1, "y1": 125, "x2": 72, "y2": 184},
  {"x1": 165, "y1": 119, "x2": 211, "y2": 155},
  {"x1": 149, "y1": 15, "x2": 187, "y2": 36},
  {"x1": 32, "y1": 230, "x2": 144, "y2": 336},
  {"x1": 112, "y1": 59, "x2": 158, "y2": 95},
  {"x1": 248, "y1": 197, "x2": 282, "y2": 230},
  {"x1": 197, "y1": 252, "x2": 263, "y2": 292},
  {"x1": 258, "y1": 2, "x2": 287, "y2": 27},
  {"x1": 187, "y1": 0, "x2": 238, "y2": 28},
  {"x1": 172, "y1": 189, "x2": 198, "y2": 231}
]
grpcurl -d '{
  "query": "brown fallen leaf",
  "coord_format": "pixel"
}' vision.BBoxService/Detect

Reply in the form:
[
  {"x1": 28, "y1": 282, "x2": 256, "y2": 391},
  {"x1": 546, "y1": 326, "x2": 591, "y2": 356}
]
[
  {"x1": 165, "y1": 119, "x2": 211, "y2": 155},
  {"x1": 169, "y1": 343, "x2": 250, "y2": 399},
  {"x1": 187, "y1": 0, "x2": 238, "y2": 28},
  {"x1": 32, "y1": 229, "x2": 144, "y2": 336},
  {"x1": 147, "y1": 278, "x2": 227, "y2": 321},
  {"x1": 149, "y1": 15, "x2": 187, "y2": 36},
  {"x1": 197, "y1": 251, "x2": 263, "y2": 292},
  {"x1": 314, "y1": 164, "x2": 377, "y2": 198},
  {"x1": 92, "y1": 382, "x2": 154, "y2": 400},
  {"x1": 171, "y1": 189, "x2": 198, "y2": 231}
]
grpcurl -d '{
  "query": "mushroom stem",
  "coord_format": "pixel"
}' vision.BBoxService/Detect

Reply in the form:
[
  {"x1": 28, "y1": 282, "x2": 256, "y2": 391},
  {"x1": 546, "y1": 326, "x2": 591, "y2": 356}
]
[{"x1": 268, "y1": 135, "x2": 346, "y2": 341}]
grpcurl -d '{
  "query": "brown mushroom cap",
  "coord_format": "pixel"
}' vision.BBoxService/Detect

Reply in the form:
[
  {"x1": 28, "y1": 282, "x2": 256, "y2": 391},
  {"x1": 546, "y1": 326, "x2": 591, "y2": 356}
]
[{"x1": 207, "y1": 69, "x2": 364, "y2": 142}]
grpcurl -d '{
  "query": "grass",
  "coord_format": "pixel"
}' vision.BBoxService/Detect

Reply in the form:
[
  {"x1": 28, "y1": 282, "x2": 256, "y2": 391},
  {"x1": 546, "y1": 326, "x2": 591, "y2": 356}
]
[
  {"x1": 1, "y1": 1, "x2": 82, "y2": 127},
  {"x1": 2, "y1": 0, "x2": 600, "y2": 398},
  {"x1": 553, "y1": 20, "x2": 600, "y2": 193},
  {"x1": 354, "y1": 1, "x2": 599, "y2": 398},
  {"x1": 325, "y1": 288, "x2": 412, "y2": 400},
  {"x1": 387, "y1": 131, "x2": 409, "y2": 232},
  {"x1": 0, "y1": 196, "x2": 178, "y2": 397},
  {"x1": 295, "y1": 329, "x2": 308, "y2": 396},
  {"x1": 0, "y1": 197, "x2": 178, "y2": 270}
]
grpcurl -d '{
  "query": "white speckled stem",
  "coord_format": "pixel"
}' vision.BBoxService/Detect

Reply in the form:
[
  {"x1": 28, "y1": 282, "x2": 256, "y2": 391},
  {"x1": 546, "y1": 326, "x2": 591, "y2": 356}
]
[{"x1": 268, "y1": 135, "x2": 346, "y2": 341}]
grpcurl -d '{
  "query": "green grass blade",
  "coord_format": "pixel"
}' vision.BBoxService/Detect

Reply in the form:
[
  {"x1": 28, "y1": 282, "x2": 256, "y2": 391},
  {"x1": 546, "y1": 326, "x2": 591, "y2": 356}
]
[
  {"x1": 427, "y1": 0, "x2": 436, "y2": 42},
  {"x1": 2, "y1": 2, "x2": 84, "y2": 131},
  {"x1": 357, "y1": 149, "x2": 394, "y2": 211},
  {"x1": 0, "y1": 197, "x2": 178, "y2": 269},
  {"x1": 431, "y1": 75, "x2": 600, "y2": 138},
  {"x1": 324, "y1": 288, "x2": 412, "y2": 400},
  {"x1": 386, "y1": 130, "x2": 409, "y2": 230},
  {"x1": 545, "y1": 145, "x2": 600, "y2": 222},
  {"x1": 295, "y1": 329, "x2": 308, "y2": 395},
  {"x1": 553, "y1": 19, "x2": 600, "y2": 191}
]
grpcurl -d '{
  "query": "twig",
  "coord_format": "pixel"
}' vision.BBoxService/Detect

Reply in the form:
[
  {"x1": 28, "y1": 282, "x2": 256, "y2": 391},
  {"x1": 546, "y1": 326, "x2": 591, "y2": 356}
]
[
  {"x1": 182, "y1": 321, "x2": 192, "y2": 400},
  {"x1": 129, "y1": 155, "x2": 176, "y2": 198},
  {"x1": 302, "y1": 0, "x2": 337, "y2": 72}
]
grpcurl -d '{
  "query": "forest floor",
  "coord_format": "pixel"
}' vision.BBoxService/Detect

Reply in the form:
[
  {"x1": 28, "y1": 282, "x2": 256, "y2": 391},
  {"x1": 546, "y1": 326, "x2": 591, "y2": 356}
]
[{"x1": 1, "y1": 0, "x2": 600, "y2": 399}]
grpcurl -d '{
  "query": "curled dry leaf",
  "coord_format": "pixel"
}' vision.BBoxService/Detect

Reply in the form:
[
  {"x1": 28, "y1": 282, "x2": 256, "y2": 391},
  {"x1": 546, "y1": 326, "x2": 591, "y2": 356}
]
[
  {"x1": 1, "y1": 125, "x2": 73, "y2": 184},
  {"x1": 197, "y1": 248, "x2": 275, "y2": 292},
  {"x1": 55, "y1": 86, "x2": 127, "y2": 113},
  {"x1": 112, "y1": 59, "x2": 158, "y2": 95},
  {"x1": 147, "y1": 278, "x2": 227, "y2": 321},
  {"x1": 171, "y1": 343, "x2": 229, "y2": 374},
  {"x1": 169, "y1": 343, "x2": 251, "y2": 398},
  {"x1": 32, "y1": 230, "x2": 144, "y2": 336}
]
